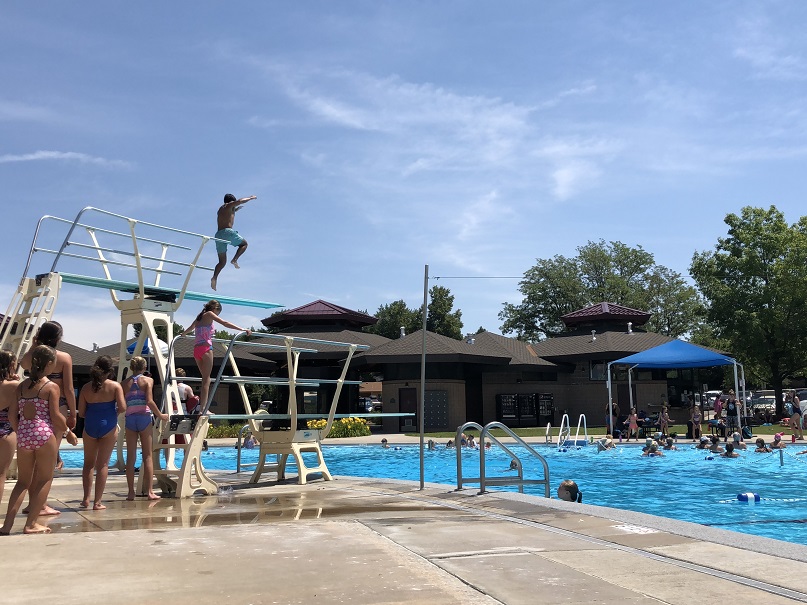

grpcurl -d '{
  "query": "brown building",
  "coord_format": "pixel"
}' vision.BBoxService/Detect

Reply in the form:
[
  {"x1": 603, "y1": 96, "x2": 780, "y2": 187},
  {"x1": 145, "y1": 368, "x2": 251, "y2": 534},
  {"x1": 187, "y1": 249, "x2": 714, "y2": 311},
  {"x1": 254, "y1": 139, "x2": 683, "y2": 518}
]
[
  {"x1": 351, "y1": 302, "x2": 711, "y2": 432},
  {"x1": 51, "y1": 301, "x2": 721, "y2": 433}
]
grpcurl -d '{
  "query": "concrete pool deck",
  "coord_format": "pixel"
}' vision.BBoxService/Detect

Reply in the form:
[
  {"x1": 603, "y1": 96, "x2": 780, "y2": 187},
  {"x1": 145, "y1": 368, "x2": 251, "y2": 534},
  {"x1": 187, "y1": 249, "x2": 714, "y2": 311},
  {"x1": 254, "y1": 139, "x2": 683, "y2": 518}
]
[{"x1": 3, "y1": 436, "x2": 807, "y2": 604}]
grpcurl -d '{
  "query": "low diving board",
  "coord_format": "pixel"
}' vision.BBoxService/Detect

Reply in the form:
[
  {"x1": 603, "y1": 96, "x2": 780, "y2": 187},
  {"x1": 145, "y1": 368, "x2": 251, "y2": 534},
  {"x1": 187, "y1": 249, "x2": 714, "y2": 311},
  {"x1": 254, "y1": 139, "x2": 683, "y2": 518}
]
[{"x1": 55, "y1": 272, "x2": 282, "y2": 310}]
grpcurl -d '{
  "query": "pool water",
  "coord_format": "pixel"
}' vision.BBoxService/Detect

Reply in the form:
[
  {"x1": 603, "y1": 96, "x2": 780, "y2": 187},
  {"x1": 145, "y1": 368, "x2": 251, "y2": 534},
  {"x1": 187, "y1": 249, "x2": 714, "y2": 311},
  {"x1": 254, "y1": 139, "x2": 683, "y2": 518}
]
[{"x1": 60, "y1": 443, "x2": 807, "y2": 545}]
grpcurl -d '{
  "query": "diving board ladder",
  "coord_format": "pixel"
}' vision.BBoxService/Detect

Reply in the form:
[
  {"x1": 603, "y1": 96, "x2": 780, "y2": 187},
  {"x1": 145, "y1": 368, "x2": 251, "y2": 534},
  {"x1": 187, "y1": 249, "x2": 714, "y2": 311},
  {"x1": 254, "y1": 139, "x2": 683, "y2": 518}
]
[{"x1": 0, "y1": 273, "x2": 61, "y2": 360}]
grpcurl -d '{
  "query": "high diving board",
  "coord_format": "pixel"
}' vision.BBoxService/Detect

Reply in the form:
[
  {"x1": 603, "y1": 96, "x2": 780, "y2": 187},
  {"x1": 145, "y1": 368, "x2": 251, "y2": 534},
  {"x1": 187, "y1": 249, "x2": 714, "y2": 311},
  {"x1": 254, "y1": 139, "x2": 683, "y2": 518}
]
[{"x1": 56, "y1": 272, "x2": 282, "y2": 310}]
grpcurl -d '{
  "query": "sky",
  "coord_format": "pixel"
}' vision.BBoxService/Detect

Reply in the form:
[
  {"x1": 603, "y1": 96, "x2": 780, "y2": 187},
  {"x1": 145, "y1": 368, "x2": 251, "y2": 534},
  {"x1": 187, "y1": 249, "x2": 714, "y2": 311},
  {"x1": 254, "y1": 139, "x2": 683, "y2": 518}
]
[{"x1": 4, "y1": 1, "x2": 807, "y2": 350}]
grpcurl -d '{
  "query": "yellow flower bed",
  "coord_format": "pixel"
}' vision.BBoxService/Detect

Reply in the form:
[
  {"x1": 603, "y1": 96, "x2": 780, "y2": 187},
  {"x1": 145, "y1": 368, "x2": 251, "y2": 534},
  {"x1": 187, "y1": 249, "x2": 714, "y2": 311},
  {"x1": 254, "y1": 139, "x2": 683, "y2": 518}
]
[{"x1": 307, "y1": 416, "x2": 371, "y2": 438}]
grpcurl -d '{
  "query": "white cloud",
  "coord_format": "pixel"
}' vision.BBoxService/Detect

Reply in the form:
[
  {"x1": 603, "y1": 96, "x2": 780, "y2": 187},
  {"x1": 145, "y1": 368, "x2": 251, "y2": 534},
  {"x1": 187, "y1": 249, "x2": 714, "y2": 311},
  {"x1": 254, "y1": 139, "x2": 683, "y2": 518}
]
[
  {"x1": 456, "y1": 190, "x2": 511, "y2": 242},
  {"x1": 551, "y1": 160, "x2": 602, "y2": 200},
  {"x1": 0, "y1": 150, "x2": 131, "y2": 168}
]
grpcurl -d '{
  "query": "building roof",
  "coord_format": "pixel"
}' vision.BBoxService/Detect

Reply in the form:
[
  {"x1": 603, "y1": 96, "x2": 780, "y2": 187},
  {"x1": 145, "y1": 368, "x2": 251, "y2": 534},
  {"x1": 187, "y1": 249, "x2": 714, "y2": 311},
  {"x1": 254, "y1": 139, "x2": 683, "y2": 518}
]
[
  {"x1": 529, "y1": 330, "x2": 673, "y2": 362},
  {"x1": 353, "y1": 330, "x2": 513, "y2": 366},
  {"x1": 58, "y1": 341, "x2": 98, "y2": 371},
  {"x1": 469, "y1": 331, "x2": 557, "y2": 368},
  {"x1": 262, "y1": 300, "x2": 377, "y2": 329},
  {"x1": 561, "y1": 302, "x2": 651, "y2": 327}
]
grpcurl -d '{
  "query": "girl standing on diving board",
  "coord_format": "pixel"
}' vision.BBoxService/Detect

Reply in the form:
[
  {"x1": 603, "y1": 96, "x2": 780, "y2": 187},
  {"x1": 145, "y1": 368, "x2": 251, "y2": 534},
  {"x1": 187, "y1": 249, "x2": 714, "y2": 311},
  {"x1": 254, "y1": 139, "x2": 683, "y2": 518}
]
[{"x1": 183, "y1": 300, "x2": 251, "y2": 412}]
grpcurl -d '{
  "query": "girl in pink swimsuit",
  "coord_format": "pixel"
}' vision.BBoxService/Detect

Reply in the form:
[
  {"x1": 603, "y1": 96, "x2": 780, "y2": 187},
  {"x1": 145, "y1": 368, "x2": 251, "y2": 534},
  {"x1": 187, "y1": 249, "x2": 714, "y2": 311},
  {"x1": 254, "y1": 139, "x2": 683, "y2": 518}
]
[
  {"x1": 183, "y1": 300, "x2": 250, "y2": 414},
  {"x1": 1, "y1": 345, "x2": 66, "y2": 535}
]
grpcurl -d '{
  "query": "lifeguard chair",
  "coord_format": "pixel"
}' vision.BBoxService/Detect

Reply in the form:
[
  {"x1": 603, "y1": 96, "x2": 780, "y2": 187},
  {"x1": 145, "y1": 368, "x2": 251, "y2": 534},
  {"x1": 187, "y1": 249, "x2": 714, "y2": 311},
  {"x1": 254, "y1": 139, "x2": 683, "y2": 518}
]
[{"x1": 162, "y1": 332, "x2": 367, "y2": 487}]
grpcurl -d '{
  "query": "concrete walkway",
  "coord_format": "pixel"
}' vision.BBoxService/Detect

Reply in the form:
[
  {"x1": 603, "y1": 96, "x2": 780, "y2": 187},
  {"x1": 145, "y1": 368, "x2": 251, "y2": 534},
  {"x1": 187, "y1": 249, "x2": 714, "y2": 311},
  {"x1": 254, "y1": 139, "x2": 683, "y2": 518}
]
[{"x1": 3, "y1": 448, "x2": 807, "y2": 604}]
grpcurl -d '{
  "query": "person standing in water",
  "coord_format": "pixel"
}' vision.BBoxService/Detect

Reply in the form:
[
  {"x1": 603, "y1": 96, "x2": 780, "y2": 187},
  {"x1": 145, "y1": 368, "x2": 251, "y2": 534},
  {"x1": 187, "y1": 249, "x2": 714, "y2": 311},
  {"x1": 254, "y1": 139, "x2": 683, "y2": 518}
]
[{"x1": 211, "y1": 193, "x2": 257, "y2": 291}]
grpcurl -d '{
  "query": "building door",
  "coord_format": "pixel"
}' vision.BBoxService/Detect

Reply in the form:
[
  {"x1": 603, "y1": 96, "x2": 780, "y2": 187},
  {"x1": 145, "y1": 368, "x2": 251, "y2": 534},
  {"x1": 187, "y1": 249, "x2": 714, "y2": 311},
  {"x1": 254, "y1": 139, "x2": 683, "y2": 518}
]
[{"x1": 399, "y1": 387, "x2": 417, "y2": 431}]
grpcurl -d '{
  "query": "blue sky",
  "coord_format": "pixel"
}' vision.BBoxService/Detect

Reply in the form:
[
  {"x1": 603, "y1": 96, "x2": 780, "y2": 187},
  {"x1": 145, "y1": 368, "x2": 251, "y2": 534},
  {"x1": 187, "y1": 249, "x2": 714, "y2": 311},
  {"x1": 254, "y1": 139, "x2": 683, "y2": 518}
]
[{"x1": 3, "y1": 1, "x2": 807, "y2": 349}]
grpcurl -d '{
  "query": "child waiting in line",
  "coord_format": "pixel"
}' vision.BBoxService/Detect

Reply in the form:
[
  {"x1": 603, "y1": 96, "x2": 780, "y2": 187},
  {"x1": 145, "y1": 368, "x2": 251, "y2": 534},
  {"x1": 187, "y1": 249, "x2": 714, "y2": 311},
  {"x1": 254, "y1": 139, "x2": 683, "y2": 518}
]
[{"x1": 1, "y1": 345, "x2": 66, "y2": 535}]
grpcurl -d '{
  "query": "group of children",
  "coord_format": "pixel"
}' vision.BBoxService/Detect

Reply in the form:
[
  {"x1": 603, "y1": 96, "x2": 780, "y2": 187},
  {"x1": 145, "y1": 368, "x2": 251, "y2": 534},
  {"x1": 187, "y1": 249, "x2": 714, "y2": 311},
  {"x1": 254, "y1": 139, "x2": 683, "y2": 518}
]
[{"x1": 0, "y1": 296, "x2": 249, "y2": 535}]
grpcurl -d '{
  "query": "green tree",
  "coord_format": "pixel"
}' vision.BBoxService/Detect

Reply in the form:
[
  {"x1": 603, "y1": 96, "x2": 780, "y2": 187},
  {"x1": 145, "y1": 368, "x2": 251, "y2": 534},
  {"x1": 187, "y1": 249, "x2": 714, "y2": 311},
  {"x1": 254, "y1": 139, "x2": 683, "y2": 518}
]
[
  {"x1": 500, "y1": 240, "x2": 701, "y2": 340},
  {"x1": 643, "y1": 267, "x2": 703, "y2": 336},
  {"x1": 365, "y1": 300, "x2": 420, "y2": 339},
  {"x1": 424, "y1": 286, "x2": 463, "y2": 339},
  {"x1": 499, "y1": 254, "x2": 587, "y2": 340},
  {"x1": 366, "y1": 287, "x2": 465, "y2": 340},
  {"x1": 690, "y1": 206, "x2": 807, "y2": 413}
]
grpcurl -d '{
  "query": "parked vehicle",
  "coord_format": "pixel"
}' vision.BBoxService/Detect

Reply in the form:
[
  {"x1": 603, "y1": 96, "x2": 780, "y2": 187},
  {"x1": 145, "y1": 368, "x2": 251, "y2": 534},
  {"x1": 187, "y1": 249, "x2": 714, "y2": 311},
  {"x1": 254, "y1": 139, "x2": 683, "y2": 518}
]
[
  {"x1": 704, "y1": 390, "x2": 722, "y2": 410},
  {"x1": 359, "y1": 397, "x2": 383, "y2": 413},
  {"x1": 751, "y1": 390, "x2": 776, "y2": 414}
]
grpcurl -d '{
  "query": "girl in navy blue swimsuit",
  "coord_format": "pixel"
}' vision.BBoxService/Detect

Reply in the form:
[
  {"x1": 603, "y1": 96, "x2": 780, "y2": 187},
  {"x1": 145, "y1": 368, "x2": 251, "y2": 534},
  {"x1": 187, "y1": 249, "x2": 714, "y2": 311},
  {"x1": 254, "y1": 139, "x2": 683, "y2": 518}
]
[{"x1": 78, "y1": 356, "x2": 126, "y2": 510}]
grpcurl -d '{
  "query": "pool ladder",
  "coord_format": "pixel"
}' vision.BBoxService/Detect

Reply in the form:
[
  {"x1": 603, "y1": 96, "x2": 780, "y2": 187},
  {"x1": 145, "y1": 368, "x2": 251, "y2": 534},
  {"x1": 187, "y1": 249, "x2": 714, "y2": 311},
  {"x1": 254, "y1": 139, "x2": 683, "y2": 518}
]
[
  {"x1": 557, "y1": 413, "x2": 589, "y2": 449},
  {"x1": 455, "y1": 421, "x2": 550, "y2": 497}
]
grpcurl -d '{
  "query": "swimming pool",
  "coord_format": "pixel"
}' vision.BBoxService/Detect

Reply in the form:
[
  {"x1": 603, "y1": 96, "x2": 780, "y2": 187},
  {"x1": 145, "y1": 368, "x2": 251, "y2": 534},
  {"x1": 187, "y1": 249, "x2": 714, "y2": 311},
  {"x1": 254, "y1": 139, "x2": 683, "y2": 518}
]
[{"x1": 59, "y1": 443, "x2": 807, "y2": 545}]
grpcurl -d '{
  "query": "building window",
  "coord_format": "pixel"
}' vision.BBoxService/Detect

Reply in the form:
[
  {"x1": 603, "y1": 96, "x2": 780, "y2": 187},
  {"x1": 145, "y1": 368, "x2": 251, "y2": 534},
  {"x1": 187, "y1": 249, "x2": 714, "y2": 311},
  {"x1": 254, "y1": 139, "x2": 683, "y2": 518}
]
[{"x1": 590, "y1": 361, "x2": 607, "y2": 381}]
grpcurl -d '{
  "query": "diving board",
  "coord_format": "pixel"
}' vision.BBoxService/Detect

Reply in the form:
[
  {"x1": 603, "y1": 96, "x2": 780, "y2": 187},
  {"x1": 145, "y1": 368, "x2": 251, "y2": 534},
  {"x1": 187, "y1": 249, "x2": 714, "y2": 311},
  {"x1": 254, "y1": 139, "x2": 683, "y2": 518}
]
[{"x1": 57, "y1": 272, "x2": 281, "y2": 310}]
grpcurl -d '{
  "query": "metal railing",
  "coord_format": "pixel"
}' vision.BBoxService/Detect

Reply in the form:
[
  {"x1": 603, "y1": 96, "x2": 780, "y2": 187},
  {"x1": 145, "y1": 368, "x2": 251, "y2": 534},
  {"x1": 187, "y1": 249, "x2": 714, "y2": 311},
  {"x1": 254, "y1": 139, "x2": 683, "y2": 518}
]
[{"x1": 455, "y1": 421, "x2": 550, "y2": 497}]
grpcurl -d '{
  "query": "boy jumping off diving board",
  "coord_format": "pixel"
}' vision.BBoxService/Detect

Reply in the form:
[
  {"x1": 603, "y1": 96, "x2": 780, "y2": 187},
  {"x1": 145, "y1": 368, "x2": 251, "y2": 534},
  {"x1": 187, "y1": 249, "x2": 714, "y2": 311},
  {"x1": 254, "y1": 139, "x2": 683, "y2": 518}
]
[{"x1": 211, "y1": 193, "x2": 257, "y2": 291}]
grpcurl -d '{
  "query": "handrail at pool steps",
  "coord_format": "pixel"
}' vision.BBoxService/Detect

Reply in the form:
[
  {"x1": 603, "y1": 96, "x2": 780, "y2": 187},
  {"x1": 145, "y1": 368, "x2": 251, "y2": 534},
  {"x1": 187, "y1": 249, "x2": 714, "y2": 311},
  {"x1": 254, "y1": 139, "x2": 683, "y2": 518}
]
[
  {"x1": 557, "y1": 413, "x2": 589, "y2": 449},
  {"x1": 455, "y1": 421, "x2": 551, "y2": 497}
]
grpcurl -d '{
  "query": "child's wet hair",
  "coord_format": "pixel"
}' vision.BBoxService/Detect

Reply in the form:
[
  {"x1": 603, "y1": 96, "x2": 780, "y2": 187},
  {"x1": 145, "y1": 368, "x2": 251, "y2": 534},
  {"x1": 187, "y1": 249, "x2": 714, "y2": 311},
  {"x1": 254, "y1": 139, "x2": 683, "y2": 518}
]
[
  {"x1": 35, "y1": 321, "x2": 63, "y2": 347},
  {"x1": 29, "y1": 345, "x2": 56, "y2": 382},
  {"x1": 0, "y1": 351, "x2": 17, "y2": 381},
  {"x1": 129, "y1": 356, "x2": 147, "y2": 373}
]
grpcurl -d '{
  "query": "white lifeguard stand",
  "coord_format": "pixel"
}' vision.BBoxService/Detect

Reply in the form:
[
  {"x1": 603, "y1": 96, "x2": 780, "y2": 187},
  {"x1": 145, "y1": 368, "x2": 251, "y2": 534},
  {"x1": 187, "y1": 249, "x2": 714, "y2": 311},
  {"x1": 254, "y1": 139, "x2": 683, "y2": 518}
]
[
  {"x1": 0, "y1": 207, "x2": 283, "y2": 497},
  {"x1": 162, "y1": 332, "x2": 368, "y2": 487}
]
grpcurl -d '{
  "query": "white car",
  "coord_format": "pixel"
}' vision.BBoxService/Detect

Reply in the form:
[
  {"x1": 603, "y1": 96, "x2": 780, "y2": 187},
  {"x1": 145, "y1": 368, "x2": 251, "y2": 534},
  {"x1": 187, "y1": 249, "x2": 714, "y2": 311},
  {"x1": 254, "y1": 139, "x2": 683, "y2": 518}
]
[{"x1": 704, "y1": 390, "x2": 722, "y2": 410}]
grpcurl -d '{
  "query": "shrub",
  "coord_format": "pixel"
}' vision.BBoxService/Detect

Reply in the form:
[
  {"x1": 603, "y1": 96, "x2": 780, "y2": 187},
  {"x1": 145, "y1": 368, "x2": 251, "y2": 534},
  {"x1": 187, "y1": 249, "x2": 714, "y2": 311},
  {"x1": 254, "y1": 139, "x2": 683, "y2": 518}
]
[
  {"x1": 207, "y1": 423, "x2": 245, "y2": 439},
  {"x1": 307, "y1": 417, "x2": 371, "y2": 438}
]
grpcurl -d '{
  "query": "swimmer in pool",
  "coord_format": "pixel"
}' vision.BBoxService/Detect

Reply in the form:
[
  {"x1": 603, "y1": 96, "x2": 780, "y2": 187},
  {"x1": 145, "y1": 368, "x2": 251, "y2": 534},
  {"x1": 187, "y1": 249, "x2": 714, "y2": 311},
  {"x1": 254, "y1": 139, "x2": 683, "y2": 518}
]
[{"x1": 557, "y1": 479, "x2": 582, "y2": 503}]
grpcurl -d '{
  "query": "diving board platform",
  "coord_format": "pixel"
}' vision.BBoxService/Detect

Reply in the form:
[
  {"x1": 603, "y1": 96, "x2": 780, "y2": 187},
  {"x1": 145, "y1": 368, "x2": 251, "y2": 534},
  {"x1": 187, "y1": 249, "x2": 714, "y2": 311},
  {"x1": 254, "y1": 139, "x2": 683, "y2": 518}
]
[
  {"x1": 56, "y1": 272, "x2": 281, "y2": 309},
  {"x1": 152, "y1": 332, "x2": 370, "y2": 494}
]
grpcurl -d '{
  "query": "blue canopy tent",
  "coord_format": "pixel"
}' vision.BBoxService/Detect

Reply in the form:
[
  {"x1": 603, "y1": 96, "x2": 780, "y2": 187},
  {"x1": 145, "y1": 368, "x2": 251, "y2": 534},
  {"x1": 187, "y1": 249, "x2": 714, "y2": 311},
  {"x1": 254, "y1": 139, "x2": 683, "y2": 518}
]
[
  {"x1": 126, "y1": 338, "x2": 169, "y2": 356},
  {"x1": 607, "y1": 339, "x2": 745, "y2": 432}
]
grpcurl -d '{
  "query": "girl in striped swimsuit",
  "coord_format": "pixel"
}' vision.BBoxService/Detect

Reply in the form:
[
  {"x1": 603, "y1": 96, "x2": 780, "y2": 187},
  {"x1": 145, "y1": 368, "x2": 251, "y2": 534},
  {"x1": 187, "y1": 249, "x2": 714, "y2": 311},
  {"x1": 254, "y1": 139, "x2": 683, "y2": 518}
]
[{"x1": 122, "y1": 356, "x2": 168, "y2": 501}]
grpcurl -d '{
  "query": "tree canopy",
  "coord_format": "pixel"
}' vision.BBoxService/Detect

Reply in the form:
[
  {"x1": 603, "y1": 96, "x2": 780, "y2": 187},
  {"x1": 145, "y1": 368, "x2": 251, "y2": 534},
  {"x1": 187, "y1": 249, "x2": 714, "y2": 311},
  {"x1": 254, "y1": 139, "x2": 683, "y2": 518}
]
[
  {"x1": 690, "y1": 206, "x2": 807, "y2": 411},
  {"x1": 366, "y1": 286, "x2": 464, "y2": 340},
  {"x1": 499, "y1": 240, "x2": 702, "y2": 340}
]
